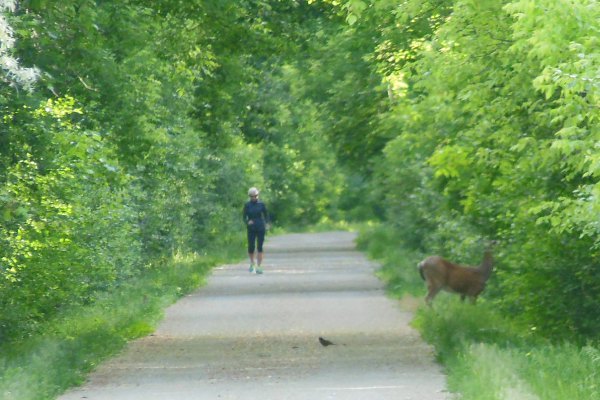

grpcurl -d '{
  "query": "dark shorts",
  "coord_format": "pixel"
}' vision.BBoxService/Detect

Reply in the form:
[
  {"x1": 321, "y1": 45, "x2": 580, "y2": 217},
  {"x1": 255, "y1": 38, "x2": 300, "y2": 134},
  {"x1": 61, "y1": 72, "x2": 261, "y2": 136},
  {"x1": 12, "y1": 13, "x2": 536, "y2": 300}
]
[{"x1": 247, "y1": 227, "x2": 265, "y2": 253}]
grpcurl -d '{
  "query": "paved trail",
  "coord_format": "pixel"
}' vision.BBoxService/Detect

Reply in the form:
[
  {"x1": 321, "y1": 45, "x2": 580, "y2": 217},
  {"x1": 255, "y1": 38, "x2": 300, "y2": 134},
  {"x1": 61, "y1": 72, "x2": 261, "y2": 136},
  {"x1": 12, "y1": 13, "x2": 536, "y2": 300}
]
[{"x1": 59, "y1": 232, "x2": 448, "y2": 400}]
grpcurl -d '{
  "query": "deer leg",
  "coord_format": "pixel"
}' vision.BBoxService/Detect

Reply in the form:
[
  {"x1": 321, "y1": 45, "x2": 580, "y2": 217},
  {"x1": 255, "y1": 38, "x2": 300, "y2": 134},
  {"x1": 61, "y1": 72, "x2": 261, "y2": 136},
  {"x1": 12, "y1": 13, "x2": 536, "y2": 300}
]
[{"x1": 425, "y1": 284, "x2": 442, "y2": 306}]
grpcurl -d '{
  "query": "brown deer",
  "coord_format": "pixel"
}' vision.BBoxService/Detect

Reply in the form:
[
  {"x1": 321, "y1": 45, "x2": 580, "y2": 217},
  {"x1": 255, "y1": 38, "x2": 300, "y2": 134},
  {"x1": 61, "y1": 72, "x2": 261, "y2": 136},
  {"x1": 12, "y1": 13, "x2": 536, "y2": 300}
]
[{"x1": 417, "y1": 241, "x2": 497, "y2": 305}]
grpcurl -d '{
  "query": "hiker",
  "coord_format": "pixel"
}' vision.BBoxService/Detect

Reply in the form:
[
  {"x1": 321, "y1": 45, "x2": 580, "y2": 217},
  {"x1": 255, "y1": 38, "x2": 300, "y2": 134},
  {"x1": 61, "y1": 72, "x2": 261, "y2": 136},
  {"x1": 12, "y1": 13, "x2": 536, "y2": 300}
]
[{"x1": 243, "y1": 187, "x2": 269, "y2": 274}]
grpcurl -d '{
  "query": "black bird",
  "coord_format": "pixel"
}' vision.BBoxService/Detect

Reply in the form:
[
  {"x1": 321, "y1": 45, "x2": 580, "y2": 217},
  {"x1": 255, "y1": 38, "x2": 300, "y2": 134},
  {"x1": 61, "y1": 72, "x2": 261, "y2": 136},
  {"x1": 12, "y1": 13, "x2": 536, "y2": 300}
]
[{"x1": 319, "y1": 337, "x2": 335, "y2": 347}]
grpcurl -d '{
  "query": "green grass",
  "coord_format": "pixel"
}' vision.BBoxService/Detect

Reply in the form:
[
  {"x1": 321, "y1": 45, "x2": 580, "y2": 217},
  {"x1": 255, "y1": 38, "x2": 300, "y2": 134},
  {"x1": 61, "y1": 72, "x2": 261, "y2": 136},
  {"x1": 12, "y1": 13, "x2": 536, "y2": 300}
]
[
  {"x1": 359, "y1": 224, "x2": 600, "y2": 400},
  {"x1": 0, "y1": 251, "x2": 240, "y2": 400},
  {"x1": 415, "y1": 301, "x2": 600, "y2": 400}
]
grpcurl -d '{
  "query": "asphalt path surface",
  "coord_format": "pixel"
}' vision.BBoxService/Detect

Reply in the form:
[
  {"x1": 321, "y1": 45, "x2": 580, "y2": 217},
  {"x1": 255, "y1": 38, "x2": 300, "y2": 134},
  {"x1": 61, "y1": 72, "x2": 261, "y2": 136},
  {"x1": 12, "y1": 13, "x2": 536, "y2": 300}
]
[{"x1": 58, "y1": 231, "x2": 448, "y2": 400}]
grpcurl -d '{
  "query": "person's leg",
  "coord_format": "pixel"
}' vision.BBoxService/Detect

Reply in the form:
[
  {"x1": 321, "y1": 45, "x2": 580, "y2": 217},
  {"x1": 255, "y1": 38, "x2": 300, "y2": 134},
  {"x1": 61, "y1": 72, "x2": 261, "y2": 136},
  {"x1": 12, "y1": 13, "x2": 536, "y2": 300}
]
[
  {"x1": 247, "y1": 229, "x2": 257, "y2": 272},
  {"x1": 255, "y1": 230, "x2": 265, "y2": 273}
]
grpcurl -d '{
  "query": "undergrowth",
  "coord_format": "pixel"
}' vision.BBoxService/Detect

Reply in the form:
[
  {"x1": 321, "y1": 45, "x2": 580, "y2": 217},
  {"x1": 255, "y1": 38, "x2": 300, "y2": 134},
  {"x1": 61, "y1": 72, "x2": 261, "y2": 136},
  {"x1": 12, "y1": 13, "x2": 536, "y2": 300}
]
[{"x1": 359, "y1": 223, "x2": 600, "y2": 400}]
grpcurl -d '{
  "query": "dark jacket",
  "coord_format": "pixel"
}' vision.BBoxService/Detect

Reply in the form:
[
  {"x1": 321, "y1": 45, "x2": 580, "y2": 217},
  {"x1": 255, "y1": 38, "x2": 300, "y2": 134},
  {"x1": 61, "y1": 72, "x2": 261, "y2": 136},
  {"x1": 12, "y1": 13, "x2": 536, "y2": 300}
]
[{"x1": 243, "y1": 200, "x2": 269, "y2": 231}]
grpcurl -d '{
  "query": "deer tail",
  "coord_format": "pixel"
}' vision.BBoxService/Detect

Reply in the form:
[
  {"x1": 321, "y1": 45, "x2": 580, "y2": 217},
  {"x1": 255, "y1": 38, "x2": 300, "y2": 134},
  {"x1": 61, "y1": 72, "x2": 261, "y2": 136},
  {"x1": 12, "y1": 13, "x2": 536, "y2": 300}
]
[{"x1": 417, "y1": 261, "x2": 426, "y2": 281}]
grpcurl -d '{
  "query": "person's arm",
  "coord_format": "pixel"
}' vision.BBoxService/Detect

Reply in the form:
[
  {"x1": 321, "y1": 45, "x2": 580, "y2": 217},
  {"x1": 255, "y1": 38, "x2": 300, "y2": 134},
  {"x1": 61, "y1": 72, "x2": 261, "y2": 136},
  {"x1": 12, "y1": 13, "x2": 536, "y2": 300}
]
[{"x1": 242, "y1": 203, "x2": 249, "y2": 225}]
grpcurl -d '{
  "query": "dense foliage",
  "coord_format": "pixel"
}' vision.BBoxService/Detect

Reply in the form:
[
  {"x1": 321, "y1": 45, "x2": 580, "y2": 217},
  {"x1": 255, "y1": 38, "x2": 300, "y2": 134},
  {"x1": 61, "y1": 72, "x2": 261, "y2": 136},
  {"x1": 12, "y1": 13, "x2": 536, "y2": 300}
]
[{"x1": 1, "y1": 0, "x2": 598, "y2": 347}]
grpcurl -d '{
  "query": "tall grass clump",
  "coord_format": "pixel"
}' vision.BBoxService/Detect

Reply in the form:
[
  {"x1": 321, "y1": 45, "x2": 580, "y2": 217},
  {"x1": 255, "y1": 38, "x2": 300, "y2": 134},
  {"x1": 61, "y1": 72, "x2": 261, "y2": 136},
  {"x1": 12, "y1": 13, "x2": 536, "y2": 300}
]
[
  {"x1": 412, "y1": 299, "x2": 526, "y2": 362},
  {"x1": 412, "y1": 298, "x2": 600, "y2": 400},
  {"x1": 440, "y1": 340, "x2": 600, "y2": 400}
]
